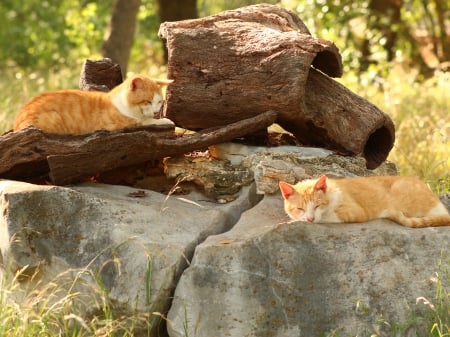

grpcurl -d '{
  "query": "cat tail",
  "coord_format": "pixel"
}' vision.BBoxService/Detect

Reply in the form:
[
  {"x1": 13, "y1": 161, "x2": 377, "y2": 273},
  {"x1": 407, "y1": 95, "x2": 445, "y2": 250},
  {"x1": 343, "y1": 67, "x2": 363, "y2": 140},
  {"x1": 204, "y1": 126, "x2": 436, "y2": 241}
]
[{"x1": 388, "y1": 212, "x2": 450, "y2": 228}]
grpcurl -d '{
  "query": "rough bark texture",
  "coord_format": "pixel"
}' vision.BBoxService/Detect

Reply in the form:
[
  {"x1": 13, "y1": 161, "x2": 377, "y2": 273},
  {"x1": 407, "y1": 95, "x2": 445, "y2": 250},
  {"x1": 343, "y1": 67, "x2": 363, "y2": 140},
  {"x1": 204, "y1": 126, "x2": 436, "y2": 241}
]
[
  {"x1": 300, "y1": 68, "x2": 395, "y2": 169},
  {"x1": 79, "y1": 58, "x2": 123, "y2": 92},
  {"x1": 159, "y1": 4, "x2": 395, "y2": 169},
  {"x1": 158, "y1": 4, "x2": 342, "y2": 128},
  {"x1": 0, "y1": 111, "x2": 276, "y2": 185}
]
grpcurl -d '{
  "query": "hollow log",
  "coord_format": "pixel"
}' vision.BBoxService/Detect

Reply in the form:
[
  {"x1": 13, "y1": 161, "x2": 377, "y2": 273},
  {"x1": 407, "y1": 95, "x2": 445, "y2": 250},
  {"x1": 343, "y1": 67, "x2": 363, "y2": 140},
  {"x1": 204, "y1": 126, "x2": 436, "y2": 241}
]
[
  {"x1": 0, "y1": 111, "x2": 276, "y2": 185},
  {"x1": 159, "y1": 4, "x2": 395, "y2": 168},
  {"x1": 295, "y1": 68, "x2": 395, "y2": 169},
  {"x1": 159, "y1": 4, "x2": 342, "y2": 128}
]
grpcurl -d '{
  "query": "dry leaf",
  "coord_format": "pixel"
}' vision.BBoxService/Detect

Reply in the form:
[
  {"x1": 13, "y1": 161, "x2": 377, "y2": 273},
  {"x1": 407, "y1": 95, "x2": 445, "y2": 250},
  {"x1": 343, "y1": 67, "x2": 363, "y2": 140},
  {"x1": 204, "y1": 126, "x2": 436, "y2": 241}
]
[
  {"x1": 127, "y1": 190, "x2": 147, "y2": 198},
  {"x1": 219, "y1": 239, "x2": 235, "y2": 244}
]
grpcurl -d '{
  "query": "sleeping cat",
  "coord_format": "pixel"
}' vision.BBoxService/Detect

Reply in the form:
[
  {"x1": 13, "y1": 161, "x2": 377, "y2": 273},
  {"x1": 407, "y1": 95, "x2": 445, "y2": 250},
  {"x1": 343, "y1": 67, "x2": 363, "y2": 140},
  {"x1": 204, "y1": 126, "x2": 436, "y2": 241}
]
[
  {"x1": 13, "y1": 75, "x2": 174, "y2": 134},
  {"x1": 279, "y1": 175, "x2": 450, "y2": 228}
]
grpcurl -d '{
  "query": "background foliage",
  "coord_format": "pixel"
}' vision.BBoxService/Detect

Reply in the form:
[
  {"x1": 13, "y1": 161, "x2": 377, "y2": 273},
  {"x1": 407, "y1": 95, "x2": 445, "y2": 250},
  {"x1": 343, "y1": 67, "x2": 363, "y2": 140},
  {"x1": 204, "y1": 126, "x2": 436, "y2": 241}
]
[{"x1": 0, "y1": 0, "x2": 448, "y2": 191}]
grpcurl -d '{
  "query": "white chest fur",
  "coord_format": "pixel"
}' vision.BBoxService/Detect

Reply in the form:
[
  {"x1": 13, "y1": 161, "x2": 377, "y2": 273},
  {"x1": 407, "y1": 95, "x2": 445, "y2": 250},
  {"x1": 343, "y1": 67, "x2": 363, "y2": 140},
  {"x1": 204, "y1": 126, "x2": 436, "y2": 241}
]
[{"x1": 317, "y1": 187, "x2": 342, "y2": 223}]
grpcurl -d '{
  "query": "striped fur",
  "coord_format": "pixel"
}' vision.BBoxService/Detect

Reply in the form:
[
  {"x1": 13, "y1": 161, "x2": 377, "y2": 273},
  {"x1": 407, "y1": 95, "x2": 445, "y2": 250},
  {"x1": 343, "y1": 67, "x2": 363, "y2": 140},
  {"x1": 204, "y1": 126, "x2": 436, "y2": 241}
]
[{"x1": 14, "y1": 75, "x2": 173, "y2": 135}]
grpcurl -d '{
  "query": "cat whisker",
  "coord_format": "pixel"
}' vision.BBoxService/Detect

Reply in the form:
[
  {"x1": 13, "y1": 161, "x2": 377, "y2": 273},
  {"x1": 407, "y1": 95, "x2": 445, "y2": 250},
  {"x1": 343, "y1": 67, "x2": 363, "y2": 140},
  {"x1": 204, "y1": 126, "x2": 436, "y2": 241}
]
[{"x1": 157, "y1": 105, "x2": 164, "y2": 119}]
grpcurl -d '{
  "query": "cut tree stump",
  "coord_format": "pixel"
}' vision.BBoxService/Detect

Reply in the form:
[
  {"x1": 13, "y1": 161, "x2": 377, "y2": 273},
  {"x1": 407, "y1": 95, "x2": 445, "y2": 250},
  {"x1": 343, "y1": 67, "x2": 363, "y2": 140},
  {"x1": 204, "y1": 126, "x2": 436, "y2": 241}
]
[
  {"x1": 159, "y1": 4, "x2": 395, "y2": 169},
  {"x1": 0, "y1": 111, "x2": 276, "y2": 185},
  {"x1": 79, "y1": 58, "x2": 123, "y2": 92}
]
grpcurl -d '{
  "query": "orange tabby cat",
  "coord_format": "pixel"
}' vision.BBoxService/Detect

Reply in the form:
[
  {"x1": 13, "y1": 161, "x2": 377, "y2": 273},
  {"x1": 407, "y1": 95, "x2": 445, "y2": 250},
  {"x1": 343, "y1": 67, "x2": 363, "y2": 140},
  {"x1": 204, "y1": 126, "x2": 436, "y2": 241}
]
[
  {"x1": 13, "y1": 75, "x2": 174, "y2": 134},
  {"x1": 279, "y1": 175, "x2": 450, "y2": 228}
]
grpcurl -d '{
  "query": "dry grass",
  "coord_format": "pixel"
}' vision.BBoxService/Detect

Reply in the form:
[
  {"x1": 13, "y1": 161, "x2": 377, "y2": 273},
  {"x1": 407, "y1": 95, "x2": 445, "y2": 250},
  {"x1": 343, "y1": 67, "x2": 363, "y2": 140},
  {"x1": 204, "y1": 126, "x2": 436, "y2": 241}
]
[{"x1": 340, "y1": 69, "x2": 450, "y2": 193}]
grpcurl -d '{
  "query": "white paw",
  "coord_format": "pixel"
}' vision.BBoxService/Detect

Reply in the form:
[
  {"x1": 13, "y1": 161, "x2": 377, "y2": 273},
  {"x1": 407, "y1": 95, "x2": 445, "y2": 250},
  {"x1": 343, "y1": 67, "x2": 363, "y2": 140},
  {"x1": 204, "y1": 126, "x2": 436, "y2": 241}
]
[{"x1": 142, "y1": 118, "x2": 175, "y2": 126}]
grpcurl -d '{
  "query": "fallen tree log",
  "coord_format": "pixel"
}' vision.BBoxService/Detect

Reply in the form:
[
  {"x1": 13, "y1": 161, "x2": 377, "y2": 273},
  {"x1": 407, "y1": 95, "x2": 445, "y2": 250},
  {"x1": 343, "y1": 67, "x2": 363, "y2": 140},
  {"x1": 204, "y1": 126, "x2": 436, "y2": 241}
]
[
  {"x1": 159, "y1": 4, "x2": 395, "y2": 168},
  {"x1": 300, "y1": 68, "x2": 395, "y2": 169},
  {"x1": 0, "y1": 111, "x2": 276, "y2": 185}
]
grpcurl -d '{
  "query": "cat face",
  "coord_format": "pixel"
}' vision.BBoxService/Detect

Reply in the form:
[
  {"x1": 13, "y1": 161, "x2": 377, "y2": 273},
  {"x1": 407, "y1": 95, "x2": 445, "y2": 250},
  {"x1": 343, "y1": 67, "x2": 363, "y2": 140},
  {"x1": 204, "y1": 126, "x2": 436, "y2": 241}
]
[
  {"x1": 112, "y1": 76, "x2": 173, "y2": 122},
  {"x1": 126, "y1": 76, "x2": 168, "y2": 119},
  {"x1": 139, "y1": 92, "x2": 163, "y2": 119},
  {"x1": 279, "y1": 176, "x2": 328, "y2": 222}
]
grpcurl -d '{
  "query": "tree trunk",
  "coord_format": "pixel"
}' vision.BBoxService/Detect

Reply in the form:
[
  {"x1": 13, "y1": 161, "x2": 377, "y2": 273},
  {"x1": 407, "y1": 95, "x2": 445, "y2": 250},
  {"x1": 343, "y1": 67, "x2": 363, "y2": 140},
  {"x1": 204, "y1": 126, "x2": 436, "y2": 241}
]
[
  {"x1": 428, "y1": 0, "x2": 450, "y2": 63},
  {"x1": 360, "y1": 0, "x2": 402, "y2": 73},
  {"x1": 102, "y1": 0, "x2": 141, "y2": 76},
  {"x1": 157, "y1": 0, "x2": 198, "y2": 62}
]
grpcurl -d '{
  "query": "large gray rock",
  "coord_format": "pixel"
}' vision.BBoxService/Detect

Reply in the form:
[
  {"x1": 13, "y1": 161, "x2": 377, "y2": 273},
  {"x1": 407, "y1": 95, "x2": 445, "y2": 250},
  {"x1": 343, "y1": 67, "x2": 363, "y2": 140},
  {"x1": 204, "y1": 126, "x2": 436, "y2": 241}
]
[
  {"x1": 167, "y1": 195, "x2": 450, "y2": 337},
  {"x1": 0, "y1": 144, "x2": 447, "y2": 337},
  {"x1": 0, "y1": 180, "x2": 260, "y2": 334}
]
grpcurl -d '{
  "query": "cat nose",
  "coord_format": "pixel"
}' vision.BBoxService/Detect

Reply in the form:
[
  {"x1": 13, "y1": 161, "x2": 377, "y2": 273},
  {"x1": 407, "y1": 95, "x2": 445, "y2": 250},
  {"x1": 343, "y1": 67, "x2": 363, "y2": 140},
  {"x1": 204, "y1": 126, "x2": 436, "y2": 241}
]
[{"x1": 306, "y1": 216, "x2": 314, "y2": 222}]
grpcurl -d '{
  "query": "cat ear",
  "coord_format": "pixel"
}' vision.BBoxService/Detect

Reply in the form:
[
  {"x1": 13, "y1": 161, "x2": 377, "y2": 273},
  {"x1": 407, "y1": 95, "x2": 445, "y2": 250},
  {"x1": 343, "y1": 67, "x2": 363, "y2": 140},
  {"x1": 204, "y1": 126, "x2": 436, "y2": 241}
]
[
  {"x1": 130, "y1": 77, "x2": 143, "y2": 91},
  {"x1": 314, "y1": 175, "x2": 327, "y2": 192},
  {"x1": 279, "y1": 181, "x2": 295, "y2": 200},
  {"x1": 154, "y1": 79, "x2": 174, "y2": 86}
]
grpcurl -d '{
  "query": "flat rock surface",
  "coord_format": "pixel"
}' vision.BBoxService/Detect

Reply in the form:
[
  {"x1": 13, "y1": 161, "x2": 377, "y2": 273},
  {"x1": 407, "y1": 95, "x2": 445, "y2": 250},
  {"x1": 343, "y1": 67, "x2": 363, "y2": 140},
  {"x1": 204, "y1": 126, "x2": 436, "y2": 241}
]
[{"x1": 167, "y1": 195, "x2": 450, "y2": 337}]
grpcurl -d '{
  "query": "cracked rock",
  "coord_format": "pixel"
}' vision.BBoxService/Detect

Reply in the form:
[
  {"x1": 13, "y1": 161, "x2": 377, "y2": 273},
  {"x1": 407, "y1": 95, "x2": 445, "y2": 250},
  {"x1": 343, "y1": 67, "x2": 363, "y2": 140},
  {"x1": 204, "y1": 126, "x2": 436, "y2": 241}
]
[{"x1": 0, "y1": 180, "x2": 260, "y2": 336}]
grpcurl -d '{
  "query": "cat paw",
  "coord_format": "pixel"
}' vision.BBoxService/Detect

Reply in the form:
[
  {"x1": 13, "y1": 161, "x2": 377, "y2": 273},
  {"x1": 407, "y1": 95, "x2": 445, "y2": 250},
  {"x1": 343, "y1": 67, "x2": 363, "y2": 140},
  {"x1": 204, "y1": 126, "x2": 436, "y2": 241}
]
[{"x1": 142, "y1": 118, "x2": 175, "y2": 126}]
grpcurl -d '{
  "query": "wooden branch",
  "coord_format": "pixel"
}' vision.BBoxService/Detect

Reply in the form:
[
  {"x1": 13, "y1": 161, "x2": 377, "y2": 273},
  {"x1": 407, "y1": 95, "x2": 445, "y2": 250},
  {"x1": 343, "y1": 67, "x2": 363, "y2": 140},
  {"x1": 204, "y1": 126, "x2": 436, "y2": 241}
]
[{"x1": 0, "y1": 111, "x2": 277, "y2": 185}]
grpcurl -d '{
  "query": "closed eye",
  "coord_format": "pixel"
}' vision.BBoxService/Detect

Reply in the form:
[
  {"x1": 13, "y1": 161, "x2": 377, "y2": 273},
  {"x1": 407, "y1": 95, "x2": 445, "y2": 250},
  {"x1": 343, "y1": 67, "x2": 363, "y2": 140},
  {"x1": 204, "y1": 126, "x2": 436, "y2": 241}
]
[{"x1": 148, "y1": 99, "x2": 162, "y2": 105}]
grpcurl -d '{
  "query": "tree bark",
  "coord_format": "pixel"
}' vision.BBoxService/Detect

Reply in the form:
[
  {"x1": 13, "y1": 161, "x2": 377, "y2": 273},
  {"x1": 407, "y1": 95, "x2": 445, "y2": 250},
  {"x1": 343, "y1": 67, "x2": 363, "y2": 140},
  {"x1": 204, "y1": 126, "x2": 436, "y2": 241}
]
[
  {"x1": 79, "y1": 58, "x2": 123, "y2": 91},
  {"x1": 302, "y1": 68, "x2": 395, "y2": 169},
  {"x1": 158, "y1": 4, "x2": 394, "y2": 169},
  {"x1": 102, "y1": 0, "x2": 141, "y2": 76},
  {"x1": 0, "y1": 111, "x2": 276, "y2": 185},
  {"x1": 159, "y1": 4, "x2": 342, "y2": 128}
]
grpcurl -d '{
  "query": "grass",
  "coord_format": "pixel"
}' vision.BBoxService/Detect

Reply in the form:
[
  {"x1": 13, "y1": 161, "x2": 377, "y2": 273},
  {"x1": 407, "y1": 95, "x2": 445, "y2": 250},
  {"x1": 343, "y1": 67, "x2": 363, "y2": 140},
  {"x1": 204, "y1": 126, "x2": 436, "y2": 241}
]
[
  {"x1": 0, "y1": 251, "x2": 160, "y2": 337},
  {"x1": 340, "y1": 68, "x2": 450, "y2": 193},
  {"x1": 0, "y1": 266, "x2": 106, "y2": 336},
  {"x1": 419, "y1": 254, "x2": 450, "y2": 337}
]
